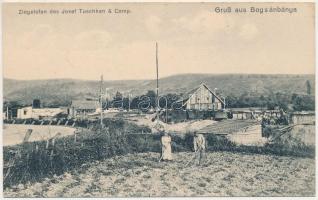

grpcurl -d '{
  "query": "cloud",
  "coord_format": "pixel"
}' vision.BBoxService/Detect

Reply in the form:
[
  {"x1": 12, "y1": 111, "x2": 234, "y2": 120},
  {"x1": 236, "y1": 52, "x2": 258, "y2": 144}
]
[
  {"x1": 172, "y1": 11, "x2": 235, "y2": 34},
  {"x1": 239, "y1": 23, "x2": 259, "y2": 40},
  {"x1": 72, "y1": 30, "x2": 113, "y2": 50},
  {"x1": 145, "y1": 15, "x2": 162, "y2": 36},
  {"x1": 19, "y1": 24, "x2": 54, "y2": 50},
  {"x1": 65, "y1": 41, "x2": 156, "y2": 80}
]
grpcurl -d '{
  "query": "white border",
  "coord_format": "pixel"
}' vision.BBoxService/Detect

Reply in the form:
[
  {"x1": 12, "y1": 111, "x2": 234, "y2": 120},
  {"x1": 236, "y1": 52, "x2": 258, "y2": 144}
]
[
  {"x1": 0, "y1": 0, "x2": 316, "y2": 199},
  {"x1": 1, "y1": 0, "x2": 317, "y2": 3}
]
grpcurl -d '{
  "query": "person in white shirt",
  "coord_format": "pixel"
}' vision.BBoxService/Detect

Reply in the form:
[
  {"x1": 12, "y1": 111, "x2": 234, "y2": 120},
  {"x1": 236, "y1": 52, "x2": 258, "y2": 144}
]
[
  {"x1": 160, "y1": 132, "x2": 173, "y2": 162},
  {"x1": 156, "y1": 123, "x2": 173, "y2": 162}
]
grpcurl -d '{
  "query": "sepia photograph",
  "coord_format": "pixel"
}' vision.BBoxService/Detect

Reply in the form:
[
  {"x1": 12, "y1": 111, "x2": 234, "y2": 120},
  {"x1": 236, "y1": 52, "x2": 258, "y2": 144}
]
[{"x1": 2, "y1": 2, "x2": 316, "y2": 198}]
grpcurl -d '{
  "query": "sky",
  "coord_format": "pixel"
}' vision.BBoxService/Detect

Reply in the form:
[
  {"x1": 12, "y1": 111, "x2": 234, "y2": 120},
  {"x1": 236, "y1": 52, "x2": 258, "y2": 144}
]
[{"x1": 3, "y1": 2, "x2": 315, "y2": 80}]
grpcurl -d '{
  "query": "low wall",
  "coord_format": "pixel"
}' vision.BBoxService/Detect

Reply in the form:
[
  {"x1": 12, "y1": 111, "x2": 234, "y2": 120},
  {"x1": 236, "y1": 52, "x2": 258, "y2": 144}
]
[
  {"x1": 262, "y1": 124, "x2": 315, "y2": 147},
  {"x1": 289, "y1": 125, "x2": 315, "y2": 146},
  {"x1": 226, "y1": 125, "x2": 267, "y2": 146},
  {"x1": 162, "y1": 110, "x2": 216, "y2": 123},
  {"x1": 290, "y1": 113, "x2": 315, "y2": 125}
]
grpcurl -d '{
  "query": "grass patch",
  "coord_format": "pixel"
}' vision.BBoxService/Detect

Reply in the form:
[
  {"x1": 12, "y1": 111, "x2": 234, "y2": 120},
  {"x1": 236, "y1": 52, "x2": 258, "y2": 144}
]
[{"x1": 3, "y1": 119, "x2": 314, "y2": 188}]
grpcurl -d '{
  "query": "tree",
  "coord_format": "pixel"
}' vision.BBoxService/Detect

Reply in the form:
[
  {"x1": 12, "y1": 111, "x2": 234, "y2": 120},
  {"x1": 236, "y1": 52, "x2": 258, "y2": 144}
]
[
  {"x1": 112, "y1": 91, "x2": 123, "y2": 108},
  {"x1": 122, "y1": 97, "x2": 130, "y2": 110},
  {"x1": 158, "y1": 93, "x2": 181, "y2": 109},
  {"x1": 292, "y1": 95, "x2": 315, "y2": 111},
  {"x1": 145, "y1": 90, "x2": 156, "y2": 109},
  {"x1": 225, "y1": 94, "x2": 239, "y2": 108},
  {"x1": 306, "y1": 80, "x2": 312, "y2": 95},
  {"x1": 113, "y1": 91, "x2": 123, "y2": 101},
  {"x1": 130, "y1": 96, "x2": 140, "y2": 109}
]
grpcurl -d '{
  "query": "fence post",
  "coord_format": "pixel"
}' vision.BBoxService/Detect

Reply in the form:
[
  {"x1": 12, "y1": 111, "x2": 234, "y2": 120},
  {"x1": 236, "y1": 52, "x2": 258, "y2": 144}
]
[
  {"x1": 74, "y1": 131, "x2": 77, "y2": 143},
  {"x1": 50, "y1": 149, "x2": 54, "y2": 168},
  {"x1": 46, "y1": 139, "x2": 49, "y2": 149},
  {"x1": 23, "y1": 129, "x2": 33, "y2": 143}
]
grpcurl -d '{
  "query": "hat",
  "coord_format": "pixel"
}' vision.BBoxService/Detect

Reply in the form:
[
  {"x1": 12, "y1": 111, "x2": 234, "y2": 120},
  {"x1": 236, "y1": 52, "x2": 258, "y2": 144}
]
[{"x1": 154, "y1": 121, "x2": 165, "y2": 132}]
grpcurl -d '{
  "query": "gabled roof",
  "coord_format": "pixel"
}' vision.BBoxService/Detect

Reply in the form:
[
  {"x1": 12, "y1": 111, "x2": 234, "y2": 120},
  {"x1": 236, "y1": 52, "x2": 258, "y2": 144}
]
[
  {"x1": 71, "y1": 100, "x2": 99, "y2": 110},
  {"x1": 180, "y1": 83, "x2": 225, "y2": 105}
]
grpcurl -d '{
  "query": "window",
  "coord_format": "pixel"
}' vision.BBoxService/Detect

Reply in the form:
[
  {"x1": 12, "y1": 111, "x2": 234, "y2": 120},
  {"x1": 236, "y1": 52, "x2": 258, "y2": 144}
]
[{"x1": 23, "y1": 110, "x2": 27, "y2": 115}]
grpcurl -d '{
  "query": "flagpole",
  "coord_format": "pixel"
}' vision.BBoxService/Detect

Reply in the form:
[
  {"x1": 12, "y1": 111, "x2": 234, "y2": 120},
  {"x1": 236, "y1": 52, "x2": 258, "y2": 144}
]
[
  {"x1": 100, "y1": 75, "x2": 103, "y2": 127},
  {"x1": 156, "y1": 42, "x2": 159, "y2": 124}
]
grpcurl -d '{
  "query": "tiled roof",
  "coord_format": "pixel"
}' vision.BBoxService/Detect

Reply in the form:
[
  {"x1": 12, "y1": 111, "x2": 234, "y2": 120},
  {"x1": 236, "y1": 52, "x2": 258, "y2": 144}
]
[{"x1": 180, "y1": 83, "x2": 225, "y2": 104}]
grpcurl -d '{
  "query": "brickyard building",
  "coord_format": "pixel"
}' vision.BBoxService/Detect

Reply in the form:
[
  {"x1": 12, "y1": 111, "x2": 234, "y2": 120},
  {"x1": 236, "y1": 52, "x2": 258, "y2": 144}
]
[
  {"x1": 69, "y1": 99, "x2": 100, "y2": 119},
  {"x1": 180, "y1": 83, "x2": 225, "y2": 111}
]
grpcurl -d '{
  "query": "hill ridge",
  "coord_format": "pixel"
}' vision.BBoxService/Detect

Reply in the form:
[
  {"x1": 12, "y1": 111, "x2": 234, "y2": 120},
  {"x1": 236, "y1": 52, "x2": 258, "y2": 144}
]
[{"x1": 3, "y1": 74, "x2": 315, "y2": 106}]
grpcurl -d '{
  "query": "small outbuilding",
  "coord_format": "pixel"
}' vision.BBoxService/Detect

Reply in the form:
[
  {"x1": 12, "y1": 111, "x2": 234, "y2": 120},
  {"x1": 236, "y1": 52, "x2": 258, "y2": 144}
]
[
  {"x1": 17, "y1": 106, "x2": 65, "y2": 119},
  {"x1": 289, "y1": 111, "x2": 315, "y2": 125},
  {"x1": 69, "y1": 100, "x2": 100, "y2": 118}
]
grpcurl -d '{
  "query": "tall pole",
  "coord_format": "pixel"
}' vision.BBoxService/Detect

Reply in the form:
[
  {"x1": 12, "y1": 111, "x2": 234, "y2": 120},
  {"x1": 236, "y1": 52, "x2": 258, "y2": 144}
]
[
  {"x1": 156, "y1": 42, "x2": 159, "y2": 123},
  {"x1": 6, "y1": 106, "x2": 9, "y2": 120},
  {"x1": 100, "y1": 75, "x2": 104, "y2": 127},
  {"x1": 214, "y1": 88, "x2": 218, "y2": 110},
  {"x1": 128, "y1": 93, "x2": 131, "y2": 111},
  {"x1": 105, "y1": 88, "x2": 109, "y2": 110}
]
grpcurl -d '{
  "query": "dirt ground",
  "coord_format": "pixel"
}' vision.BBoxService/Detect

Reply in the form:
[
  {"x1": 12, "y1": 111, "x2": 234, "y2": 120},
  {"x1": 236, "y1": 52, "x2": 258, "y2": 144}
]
[
  {"x1": 4, "y1": 152, "x2": 315, "y2": 197},
  {"x1": 128, "y1": 113, "x2": 217, "y2": 133}
]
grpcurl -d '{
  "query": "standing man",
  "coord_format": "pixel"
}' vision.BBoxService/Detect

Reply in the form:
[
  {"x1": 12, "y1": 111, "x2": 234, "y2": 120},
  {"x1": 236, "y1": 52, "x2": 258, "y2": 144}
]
[{"x1": 193, "y1": 131, "x2": 206, "y2": 165}]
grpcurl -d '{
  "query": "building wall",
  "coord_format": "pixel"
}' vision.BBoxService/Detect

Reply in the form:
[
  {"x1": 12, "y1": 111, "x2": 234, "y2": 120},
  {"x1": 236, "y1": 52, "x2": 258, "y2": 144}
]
[
  {"x1": 290, "y1": 113, "x2": 315, "y2": 124},
  {"x1": 226, "y1": 125, "x2": 267, "y2": 146},
  {"x1": 17, "y1": 107, "x2": 33, "y2": 119},
  {"x1": 232, "y1": 112, "x2": 247, "y2": 120},
  {"x1": 17, "y1": 107, "x2": 64, "y2": 119},
  {"x1": 289, "y1": 125, "x2": 315, "y2": 146},
  {"x1": 231, "y1": 110, "x2": 281, "y2": 120},
  {"x1": 185, "y1": 85, "x2": 222, "y2": 110},
  {"x1": 70, "y1": 108, "x2": 96, "y2": 118}
]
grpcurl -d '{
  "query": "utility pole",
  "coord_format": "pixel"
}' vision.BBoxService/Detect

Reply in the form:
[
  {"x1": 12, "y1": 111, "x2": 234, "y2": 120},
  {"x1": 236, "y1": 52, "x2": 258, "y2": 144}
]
[
  {"x1": 128, "y1": 93, "x2": 131, "y2": 111},
  {"x1": 156, "y1": 42, "x2": 159, "y2": 123},
  {"x1": 100, "y1": 75, "x2": 104, "y2": 128},
  {"x1": 105, "y1": 88, "x2": 109, "y2": 110},
  {"x1": 6, "y1": 106, "x2": 9, "y2": 120},
  {"x1": 214, "y1": 88, "x2": 218, "y2": 110}
]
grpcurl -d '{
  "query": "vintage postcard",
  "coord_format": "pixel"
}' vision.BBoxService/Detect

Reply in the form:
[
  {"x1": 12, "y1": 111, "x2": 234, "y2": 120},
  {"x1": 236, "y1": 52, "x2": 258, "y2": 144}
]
[{"x1": 2, "y1": 1, "x2": 316, "y2": 198}]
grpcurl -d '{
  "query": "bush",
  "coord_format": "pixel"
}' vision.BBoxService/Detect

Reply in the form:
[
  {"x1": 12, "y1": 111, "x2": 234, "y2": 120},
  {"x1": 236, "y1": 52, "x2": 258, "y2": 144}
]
[{"x1": 206, "y1": 134, "x2": 237, "y2": 151}]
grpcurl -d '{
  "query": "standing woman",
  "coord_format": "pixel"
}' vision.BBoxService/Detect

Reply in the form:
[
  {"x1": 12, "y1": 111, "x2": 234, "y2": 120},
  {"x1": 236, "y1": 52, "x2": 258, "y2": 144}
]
[{"x1": 158, "y1": 125, "x2": 173, "y2": 162}]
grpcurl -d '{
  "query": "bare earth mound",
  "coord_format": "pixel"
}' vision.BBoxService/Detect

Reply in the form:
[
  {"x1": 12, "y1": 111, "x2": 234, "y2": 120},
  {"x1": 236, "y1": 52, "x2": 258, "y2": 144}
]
[{"x1": 4, "y1": 152, "x2": 314, "y2": 197}]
